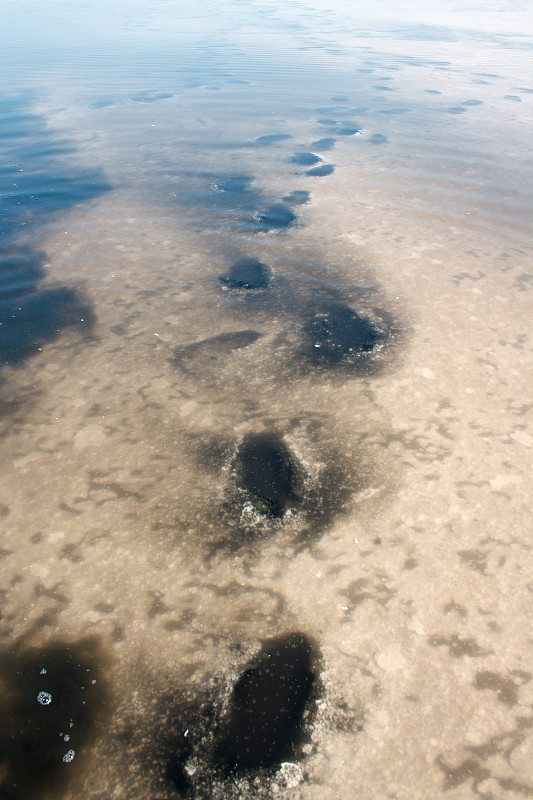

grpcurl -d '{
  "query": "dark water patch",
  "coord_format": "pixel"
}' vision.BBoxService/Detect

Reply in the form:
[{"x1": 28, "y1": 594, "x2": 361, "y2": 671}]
[
  {"x1": 282, "y1": 190, "x2": 311, "y2": 206},
  {"x1": 253, "y1": 134, "x2": 293, "y2": 146},
  {"x1": 305, "y1": 303, "x2": 380, "y2": 358},
  {"x1": 302, "y1": 301, "x2": 386, "y2": 372},
  {"x1": 331, "y1": 95, "x2": 348, "y2": 102},
  {"x1": 0, "y1": 96, "x2": 105, "y2": 372},
  {"x1": 231, "y1": 432, "x2": 305, "y2": 519},
  {"x1": 515, "y1": 86, "x2": 533, "y2": 93},
  {"x1": 370, "y1": 133, "x2": 388, "y2": 144},
  {"x1": 336, "y1": 123, "x2": 362, "y2": 135},
  {"x1": 183, "y1": 173, "x2": 296, "y2": 234},
  {"x1": 291, "y1": 152, "x2": 322, "y2": 166},
  {"x1": 461, "y1": 99, "x2": 483, "y2": 106},
  {"x1": 446, "y1": 106, "x2": 467, "y2": 114},
  {"x1": 374, "y1": 85, "x2": 394, "y2": 91},
  {"x1": 0, "y1": 95, "x2": 110, "y2": 242},
  {"x1": 215, "y1": 632, "x2": 318, "y2": 772},
  {"x1": 1, "y1": 284, "x2": 95, "y2": 367},
  {"x1": 145, "y1": 634, "x2": 320, "y2": 798},
  {"x1": 209, "y1": 174, "x2": 261, "y2": 224},
  {"x1": 197, "y1": 423, "x2": 362, "y2": 555},
  {"x1": 311, "y1": 137, "x2": 336, "y2": 150},
  {"x1": 131, "y1": 90, "x2": 173, "y2": 103},
  {"x1": 315, "y1": 117, "x2": 362, "y2": 136},
  {"x1": 504, "y1": 95, "x2": 522, "y2": 102},
  {"x1": 213, "y1": 264, "x2": 399, "y2": 382},
  {"x1": 180, "y1": 172, "x2": 260, "y2": 228},
  {"x1": 172, "y1": 330, "x2": 262, "y2": 371},
  {"x1": 2, "y1": 173, "x2": 110, "y2": 223},
  {"x1": 0, "y1": 637, "x2": 110, "y2": 800},
  {"x1": 252, "y1": 203, "x2": 296, "y2": 232},
  {"x1": 425, "y1": 89, "x2": 442, "y2": 94},
  {"x1": 306, "y1": 164, "x2": 335, "y2": 177},
  {"x1": 218, "y1": 257, "x2": 271, "y2": 289},
  {"x1": 213, "y1": 175, "x2": 254, "y2": 194},
  {"x1": 0, "y1": 247, "x2": 96, "y2": 368},
  {"x1": 0, "y1": 248, "x2": 44, "y2": 302}
]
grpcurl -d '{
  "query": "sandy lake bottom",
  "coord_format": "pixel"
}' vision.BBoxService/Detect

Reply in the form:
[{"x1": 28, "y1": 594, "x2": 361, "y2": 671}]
[{"x1": 1, "y1": 1, "x2": 532, "y2": 798}]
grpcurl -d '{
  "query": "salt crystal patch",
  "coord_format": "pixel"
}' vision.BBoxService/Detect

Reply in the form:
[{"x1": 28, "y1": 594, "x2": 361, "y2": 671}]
[
  {"x1": 510, "y1": 431, "x2": 532, "y2": 447},
  {"x1": 408, "y1": 617, "x2": 425, "y2": 636},
  {"x1": 415, "y1": 367, "x2": 435, "y2": 380},
  {"x1": 74, "y1": 424, "x2": 106, "y2": 450},
  {"x1": 276, "y1": 762, "x2": 304, "y2": 789},
  {"x1": 489, "y1": 474, "x2": 519, "y2": 491},
  {"x1": 376, "y1": 644, "x2": 406, "y2": 673}
]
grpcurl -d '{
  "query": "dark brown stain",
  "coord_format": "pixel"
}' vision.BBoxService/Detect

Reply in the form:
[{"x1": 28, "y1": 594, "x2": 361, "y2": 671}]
[
  {"x1": 436, "y1": 755, "x2": 489, "y2": 790},
  {"x1": 428, "y1": 634, "x2": 491, "y2": 658},
  {"x1": 475, "y1": 671, "x2": 518, "y2": 706}
]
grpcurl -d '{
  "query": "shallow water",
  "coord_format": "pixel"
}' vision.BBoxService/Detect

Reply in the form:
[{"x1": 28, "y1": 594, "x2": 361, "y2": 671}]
[{"x1": 1, "y1": 1, "x2": 532, "y2": 798}]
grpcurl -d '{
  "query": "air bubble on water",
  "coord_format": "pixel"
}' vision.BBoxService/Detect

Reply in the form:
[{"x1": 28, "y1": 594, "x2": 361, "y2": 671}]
[
  {"x1": 37, "y1": 691, "x2": 52, "y2": 705},
  {"x1": 64, "y1": 734, "x2": 71, "y2": 742},
  {"x1": 63, "y1": 749, "x2": 76, "y2": 763},
  {"x1": 40, "y1": 668, "x2": 47, "y2": 674}
]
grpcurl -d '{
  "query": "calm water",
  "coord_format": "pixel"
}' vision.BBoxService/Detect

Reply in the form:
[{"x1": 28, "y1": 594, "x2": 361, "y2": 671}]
[{"x1": 1, "y1": 1, "x2": 532, "y2": 798}]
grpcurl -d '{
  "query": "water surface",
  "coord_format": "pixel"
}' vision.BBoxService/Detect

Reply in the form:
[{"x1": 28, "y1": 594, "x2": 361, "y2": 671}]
[{"x1": 1, "y1": 1, "x2": 532, "y2": 798}]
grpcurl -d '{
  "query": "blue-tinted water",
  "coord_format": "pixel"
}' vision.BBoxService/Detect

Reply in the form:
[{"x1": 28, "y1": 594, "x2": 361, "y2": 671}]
[{"x1": 1, "y1": 1, "x2": 532, "y2": 798}]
